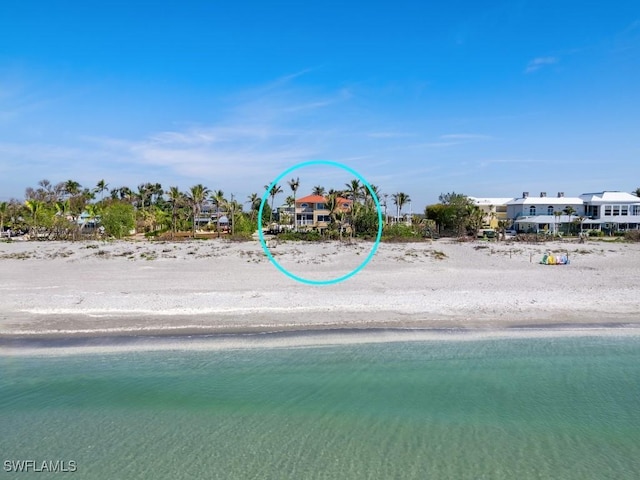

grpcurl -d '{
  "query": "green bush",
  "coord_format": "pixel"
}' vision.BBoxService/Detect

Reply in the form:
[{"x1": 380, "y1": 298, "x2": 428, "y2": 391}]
[
  {"x1": 382, "y1": 224, "x2": 422, "y2": 242},
  {"x1": 101, "y1": 202, "x2": 135, "y2": 239},
  {"x1": 276, "y1": 231, "x2": 323, "y2": 241}
]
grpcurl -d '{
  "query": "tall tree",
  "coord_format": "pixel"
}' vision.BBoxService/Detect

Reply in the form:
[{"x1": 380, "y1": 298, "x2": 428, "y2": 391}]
[
  {"x1": 344, "y1": 179, "x2": 361, "y2": 203},
  {"x1": 95, "y1": 179, "x2": 109, "y2": 202},
  {"x1": 312, "y1": 185, "x2": 326, "y2": 196},
  {"x1": 63, "y1": 180, "x2": 81, "y2": 197},
  {"x1": 246, "y1": 193, "x2": 261, "y2": 221},
  {"x1": 288, "y1": 177, "x2": 300, "y2": 229},
  {"x1": 0, "y1": 202, "x2": 7, "y2": 235},
  {"x1": 265, "y1": 183, "x2": 283, "y2": 223},
  {"x1": 168, "y1": 186, "x2": 184, "y2": 238},
  {"x1": 211, "y1": 190, "x2": 227, "y2": 237},
  {"x1": 187, "y1": 184, "x2": 210, "y2": 237},
  {"x1": 24, "y1": 199, "x2": 41, "y2": 239},
  {"x1": 392, "y1": 192, "x2": 411, "y2": 222},
  {"x1": 633, "y1": 187, "x2": 640, "y2": 197},
  {"x1": 553, "y1": 210, "x2": 563, "y2": 236}
]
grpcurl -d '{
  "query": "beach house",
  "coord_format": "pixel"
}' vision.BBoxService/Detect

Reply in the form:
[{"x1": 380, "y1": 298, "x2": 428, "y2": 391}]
[
  {"x1": 579, "y1": 191, "x2": 640, "y2": 233},
  {"x1": 468, "y1": 197, "x2": 515, "y2": 229},
  {"x1": 506, "y1": 192, "x2": 584, "y2": 235},
  {"x1": 295, "y1": 194, "x2": 352, "y2": 229}
]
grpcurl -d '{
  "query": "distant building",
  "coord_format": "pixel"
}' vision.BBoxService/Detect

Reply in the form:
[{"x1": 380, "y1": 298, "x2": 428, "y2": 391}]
[
  {"x1": 579, "y1": 191, "x2": 640, "y2": 233},
  {"x1": 506, "y1": 191, "x2": 640, "y2": 234},
  {"x1": 468, "y1": 197, "x2": 515, "y2": 229},
  {"x1": 506, "y1": 192, "x2": 584, "y2": 234},
  {"x1": 295, "y1": 194, "x2": 352, "y2": 229}
]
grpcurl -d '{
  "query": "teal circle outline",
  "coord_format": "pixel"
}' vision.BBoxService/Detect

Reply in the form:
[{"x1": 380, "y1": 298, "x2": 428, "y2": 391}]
[{"x1": 258, "y1": 160, "x2": 383, "y2": 286}]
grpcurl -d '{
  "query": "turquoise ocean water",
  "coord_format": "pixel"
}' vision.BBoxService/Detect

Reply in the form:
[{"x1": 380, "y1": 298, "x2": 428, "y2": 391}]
[{"x1": 1, "y1": 335, "x2": 639, "y2": 479}]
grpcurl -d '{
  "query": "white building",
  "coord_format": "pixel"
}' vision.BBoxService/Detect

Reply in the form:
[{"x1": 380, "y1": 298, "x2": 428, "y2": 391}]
[
  {"x1": 506, "y1": 192, "x2": 584, "y2": 234},
  {"x1": 580, "y1": 191, "x2": 640, "y2": 232}
]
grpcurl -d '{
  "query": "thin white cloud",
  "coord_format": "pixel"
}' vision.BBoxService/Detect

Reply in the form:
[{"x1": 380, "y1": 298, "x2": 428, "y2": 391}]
[
  {"x1": 366, "y1": 132, "x2": 414, "y2": 139},
  {"x1": 440, "y1": 134, "x2": 492, "y2": 140},
  {"x1": 525, "y1": 56, "x2": 559, "y2": 73}
]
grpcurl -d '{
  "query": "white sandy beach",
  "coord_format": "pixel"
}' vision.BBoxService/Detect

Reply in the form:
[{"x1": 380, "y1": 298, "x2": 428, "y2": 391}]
[{"x1": 1, "y1": 238, "x2": 639, "y2": 345}]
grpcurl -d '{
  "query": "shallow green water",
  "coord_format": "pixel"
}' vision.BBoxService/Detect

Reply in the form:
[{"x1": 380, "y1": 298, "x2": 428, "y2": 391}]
[{"x1": 1, "y1": 336, "x2": 639, "y2": 479}]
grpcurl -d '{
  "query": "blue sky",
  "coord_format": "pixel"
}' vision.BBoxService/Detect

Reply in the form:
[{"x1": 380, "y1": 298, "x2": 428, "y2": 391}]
[{"x1": 1, "y1": 1, "x2": 639, "y2": 209}]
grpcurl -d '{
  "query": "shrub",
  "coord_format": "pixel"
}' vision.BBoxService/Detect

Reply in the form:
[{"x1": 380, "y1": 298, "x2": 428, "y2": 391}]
[
  {"x1": 277, "y1": 231, "x2": 323, "y2": 241},
  {"x1": 624, "y1": 230, "x2": 640, "y2": 242},
  {"x1": 101, "y1": 202, "x2": 135, "y2": 239},
  {"x1": 382, "y1": 224, "x2": 423, "y2": 242}
]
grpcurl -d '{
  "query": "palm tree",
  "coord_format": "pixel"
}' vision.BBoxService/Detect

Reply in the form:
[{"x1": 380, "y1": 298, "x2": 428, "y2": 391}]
[
  {"x1": 136, "y1": 183, "x2": 151, "y2": 212},
  {"x1": 288, "y1": 177, "x2": 300, "y2": 229},
  {"x1": 24, "y1": 199, "x2": 41, "y2": 239},
  {"x1": 264, "y1": 184, "x2": 283, "y2": 223},
  {"x1": 325, "y1": 193, "x2": 340, "y2": 239},
  {"x1": 553, "y1": 211, "x2": 563, "y2": 236},
  {"x1": 211, "y1": 190, "x2": 227, "y2": 237},
  {"x1": 85, "y1": 203, "x2": 101, "y2": 238},
  {"x1": 95, "y1": 180, "x2": 109, "y2": 202},
  {"x1": 344, "y1": 179, "x2": 361, "y2": 203},
  {"x1": 392, "y1": 192, "x2": 411, "y2": 223},
  {"x1": 574, "y1": 215, "x2": 586, "y2": 236},
  {"x1": 497, "y1": 219, "x2": 510, "y2": 241},
  {"x1": 187, "y1": 184, "x2": 210, "y2": 237},
  {"x1": 246, "y1": 193, "x2": 260, "y2": 221},
  {"x1": 312, "y1": 185, "x2": 326, "y2": 196},
  {"x1": 150, "y1": 183, "x2": 164, "y2": 205},
  {"x1": 167, "y1": 186, "x2": 184, "y2": 238},
  {"x1": 363, "y1": 183, "x2": 381, "y2": 208},
  {"x1": 63, "y1": 180, "x2": 81, "y2": 197},
  {"x1": 0, "y1": 202, "x2": 7, "y2": 235},
  {"x1": 633, "y1": 187, "x2": 640, "y2": 197}
]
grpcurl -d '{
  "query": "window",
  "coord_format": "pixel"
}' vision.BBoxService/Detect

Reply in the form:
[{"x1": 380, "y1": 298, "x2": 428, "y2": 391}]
[
  {"x1": 621, "y1": 205, "x2": 628, "y2": 216},
  {"x1": 613, "y1": 206, "x2": 620, "y2": 216},
  {"x1": 529, "y1": 206, "x2": 536, "y2": 215},
  {"x1": 547, "y1": 206, "x2": 554, "y2": 215},
  {"x1": 632, "y1": 205, "x2": 640, "y2": 216},
  {"x1": 316, "y1": 203, "x2": 326, "y2": 210},
  {"x1": 301, "y1": 203, "x2": 308, "y2": 208},
  {"x1": 604, "y1": 206, "x2": 612, "y2": 216}
]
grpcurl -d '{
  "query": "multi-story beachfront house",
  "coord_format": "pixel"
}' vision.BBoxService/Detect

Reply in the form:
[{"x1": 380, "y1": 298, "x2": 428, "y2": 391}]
[
  {"x1": 468, "y1": 197, "x2": 515, "y2": 229},
  {"x1": 295, "y1": 194, "x2": 352, "y2": 229},
  {"x1": 579, "y1": 191, "x2": 640, "y2": 233},
  {"x1": 505, "y1": 190, "x2": 640, "y2": 234},
  {"x1": 506, "y1": 192, "x2": 585, "y2": 234}
]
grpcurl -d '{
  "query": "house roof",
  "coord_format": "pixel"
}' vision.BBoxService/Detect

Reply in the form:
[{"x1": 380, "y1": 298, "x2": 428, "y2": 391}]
[
  {"x1": 506, "y1": 196, "x2": 583, "y2": 205},
  {"x1": 296, "y1": 194, "x2": 352, "y2": 205},
  {"x1": 579, "y1": 191, "x2": 640, "y2": 204},
  {"x1": 468, "y1": 197, "x2": 515, "y2": 206},
  {"x1": 296, "y1": 194, "x2": 326, "y2": 204}
]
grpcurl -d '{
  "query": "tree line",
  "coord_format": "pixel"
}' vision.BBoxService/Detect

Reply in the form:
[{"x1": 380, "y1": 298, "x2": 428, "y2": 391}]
[{"x1": 0, "y1": 178, "x2": 415, "y2": 241}]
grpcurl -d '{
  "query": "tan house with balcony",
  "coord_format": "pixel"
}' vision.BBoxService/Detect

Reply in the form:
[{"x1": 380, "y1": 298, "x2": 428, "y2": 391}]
[{"x1": 295, "y1": 194, "x2": 352, "y2": 229}]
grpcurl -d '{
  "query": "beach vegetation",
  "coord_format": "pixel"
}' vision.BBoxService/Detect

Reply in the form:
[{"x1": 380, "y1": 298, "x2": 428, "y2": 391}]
[
  {"x1": 288, "y1": 177, "x2": 300, "y2": 230},
  {"x1": 425, "y1": 192, "x2": 487, "y2": 238},
  {"x1": 101, "y1": 202, "x2": 135, "y2": 239},
  {"x1": 624, "y1": 230, "x2": 640, "y2": 242}
]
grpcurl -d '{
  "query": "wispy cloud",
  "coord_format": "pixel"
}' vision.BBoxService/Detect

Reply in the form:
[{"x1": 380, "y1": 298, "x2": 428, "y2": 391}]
[
  {"x1": 525, "y1": 56, "x2": 559, "y2": 73},
  {"x1": 440, "y1": 133, "x2": 492, "y2": 140},
  {"x1": 366, "y1": 132, "x2": 414, "y2": 139}
]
